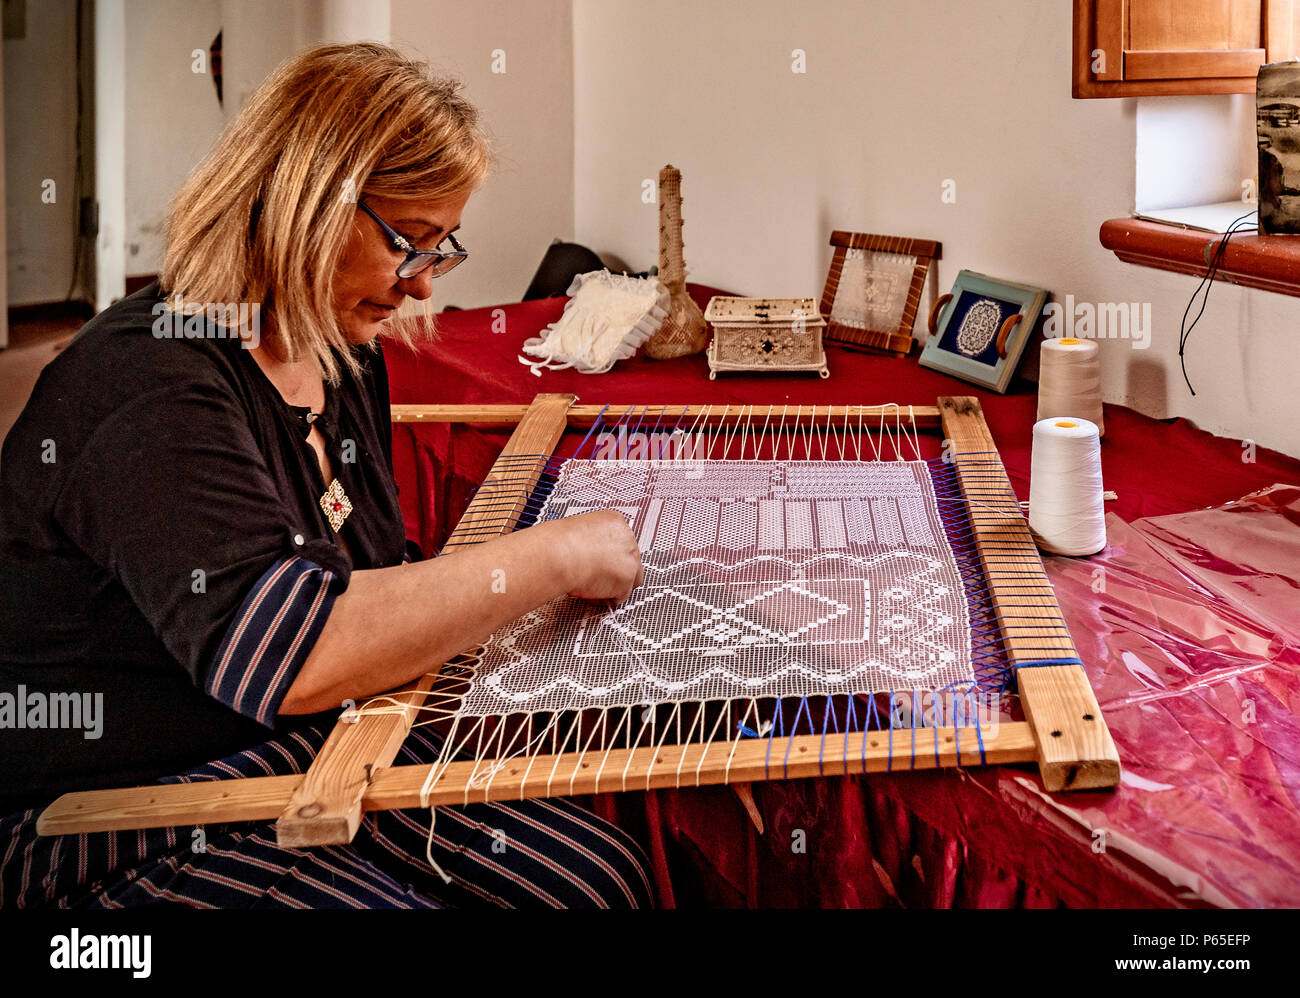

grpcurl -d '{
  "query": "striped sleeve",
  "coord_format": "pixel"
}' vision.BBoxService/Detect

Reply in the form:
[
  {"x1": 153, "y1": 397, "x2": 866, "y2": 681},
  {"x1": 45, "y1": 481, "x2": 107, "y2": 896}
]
[{"x1": 204, "y1": 555, "x2": 346, "y2": 726}]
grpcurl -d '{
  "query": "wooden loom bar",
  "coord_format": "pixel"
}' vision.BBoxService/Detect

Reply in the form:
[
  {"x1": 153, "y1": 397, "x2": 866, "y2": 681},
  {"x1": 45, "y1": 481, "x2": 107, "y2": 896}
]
[
  {"x1": 828, "y1": 229, "x2": 941, "y2": 260},
  {"x1": 937, "y1": 396, "x2": 1120, "y2": 791},
  {"x1": 392, "y1": 403, "x2": 942, "y2": 428},
  {"x1": 37, "y1": 723, "x2": 1039, "y2": 835},
  {"x1": 271, "y1": 393, "x2": 578, "y2": 846}
]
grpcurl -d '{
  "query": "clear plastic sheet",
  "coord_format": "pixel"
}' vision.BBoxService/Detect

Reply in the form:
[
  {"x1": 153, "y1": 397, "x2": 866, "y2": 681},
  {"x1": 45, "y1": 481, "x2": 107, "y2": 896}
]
[{"x1": 1033, "y1": 484, "x2": 1300, "y2": 907}]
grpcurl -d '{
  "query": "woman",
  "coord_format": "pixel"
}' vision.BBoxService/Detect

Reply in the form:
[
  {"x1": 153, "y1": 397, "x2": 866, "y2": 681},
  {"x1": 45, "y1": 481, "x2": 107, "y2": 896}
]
[{"x1": 0, "y1": 43, "x2": 651, "y2": 908}]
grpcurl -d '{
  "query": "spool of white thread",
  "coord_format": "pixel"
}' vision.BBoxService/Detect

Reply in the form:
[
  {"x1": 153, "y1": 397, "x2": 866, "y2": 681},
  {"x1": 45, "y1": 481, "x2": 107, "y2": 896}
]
[
  {"x1": 1028, "y1": 417, "x2": 1106, "y2": 556},
  {"x1": 1038, "y1": 337, "x2": 1104, "y2": 437}
]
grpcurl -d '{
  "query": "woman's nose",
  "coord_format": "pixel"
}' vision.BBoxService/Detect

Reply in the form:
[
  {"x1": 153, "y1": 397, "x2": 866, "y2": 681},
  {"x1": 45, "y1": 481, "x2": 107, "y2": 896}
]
[{"x1": 398, "y1": 268, "x2": 437, "y2": 301}]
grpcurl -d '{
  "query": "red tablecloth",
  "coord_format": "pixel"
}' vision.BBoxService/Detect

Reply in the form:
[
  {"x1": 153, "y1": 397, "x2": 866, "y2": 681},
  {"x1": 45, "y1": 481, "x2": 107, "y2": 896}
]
[{"x1": 382, "y1": 286, "x2": 1300, "y2": 907}]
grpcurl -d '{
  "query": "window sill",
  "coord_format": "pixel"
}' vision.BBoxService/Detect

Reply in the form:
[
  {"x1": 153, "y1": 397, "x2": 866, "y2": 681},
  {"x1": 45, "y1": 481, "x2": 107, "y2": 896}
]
[{"x1": 1099, "y1": 217, "x2": 1300, "y2": 297}]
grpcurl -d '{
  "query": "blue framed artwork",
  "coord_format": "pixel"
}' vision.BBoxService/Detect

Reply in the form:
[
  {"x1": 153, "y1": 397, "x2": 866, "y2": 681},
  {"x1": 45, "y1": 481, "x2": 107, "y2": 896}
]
[{"x1": 918, "y1": 270, "x2": 1049, "y2": 393}]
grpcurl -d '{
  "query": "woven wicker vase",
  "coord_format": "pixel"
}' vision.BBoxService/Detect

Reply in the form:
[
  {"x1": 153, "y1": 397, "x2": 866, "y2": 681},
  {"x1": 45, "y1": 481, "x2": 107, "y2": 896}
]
[
  {"x1": 645, "y1": 164, "x2": 708, "y2": 359},
  {"x1": 645, "y1": 285, "x2": 708, "y2": 359}
]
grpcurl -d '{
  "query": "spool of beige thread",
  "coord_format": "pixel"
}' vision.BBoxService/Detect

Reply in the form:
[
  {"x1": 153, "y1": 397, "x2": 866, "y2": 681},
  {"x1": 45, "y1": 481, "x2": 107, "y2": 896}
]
[{"x1": 1037, "y1": 337, "x2": 1104, "y2": 437}]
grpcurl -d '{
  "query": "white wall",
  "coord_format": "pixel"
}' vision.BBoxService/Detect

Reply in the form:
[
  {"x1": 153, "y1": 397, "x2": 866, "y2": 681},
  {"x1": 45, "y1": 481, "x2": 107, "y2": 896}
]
[
  {"x1": 123, "y1": 0, "x2": 387, "y2": 281},
  {"x1": 206, "y1": 0, "x2": 574, "y2": 310},
  {"x1": 219, "y1": 0, "x2": 325, "y2": 120},
  {"x1": 573, "y1": 0, "x2": 1300, "y2": 459},
  {"x1": 1135, "y1": 95, "x2": 1256, "y2": 212},
  {"x1": 3, "y1": 0, "x2": 226, "y2": 303},
  {"x1": 123, "y1": 0, "x2": 224, "y2": 278},
  {"x1": 391, "y1": 0, "x2": 574, "y2": 309},
  {"x1": 3, "y1": 0, "x2": 78, "y2": 305}
]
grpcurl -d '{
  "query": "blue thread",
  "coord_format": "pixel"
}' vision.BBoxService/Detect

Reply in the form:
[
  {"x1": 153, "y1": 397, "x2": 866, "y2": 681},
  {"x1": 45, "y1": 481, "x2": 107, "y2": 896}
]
[
  {"x1": 864, "y1": 695, "x2": 881, "y2": 774},
  {"x1": 844, "y1": 695, "x2": 858, "y2": 774},
  {"x1": 886, "y1": 692, "x2": 895, "y2": 773},
  {"x1": 765, "y1": 700, "x2": 783, "y2": 780},
  {"x1": 786, "y1": 697, "x2": 814, "y2": 777},
  {"x1": 1015, "y1": 657, "x2": 1085, "y2": 669},
  {"x1": 910, "y1": 689, "x2": 920, "y2": 771},
  {"x1": 569, "y1": 405, "x2": 610, "y2": 461}
]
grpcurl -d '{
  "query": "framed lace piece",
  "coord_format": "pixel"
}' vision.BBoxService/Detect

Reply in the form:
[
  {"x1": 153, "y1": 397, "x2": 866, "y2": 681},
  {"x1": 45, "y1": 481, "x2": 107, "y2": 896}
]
[
  {"x1": 917, "y1": 269, "x2": 1049, "y2": 394},
  {"x1": 819, "y1": 231, "x2": 941, "y2": 356}
]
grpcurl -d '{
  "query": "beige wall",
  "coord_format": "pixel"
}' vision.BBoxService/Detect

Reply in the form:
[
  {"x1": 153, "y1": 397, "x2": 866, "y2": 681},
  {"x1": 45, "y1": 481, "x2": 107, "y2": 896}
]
[
  {"x1": 219, "y1": 0, "x2": 327, "y2": 119},
  {"x1": 573, "y1": 0, "x2": 1300, "y2": 459},
  {"x1": 100, "y1": 0, "x2": 569, "y2": 310},
  {"x1": 124, "y1": 0, "x2": 225, "y2": 277},
  {"x1": 391, "y1": 0, "x2": 574, "y2": 309},
  {"x1": 214, "y1": 0, "x2": 576, "y2": 310},
  {"x1": 3, "y1": 0, "x2": 78, "y2": 305},
  {"x1": 10, "y1": 1, "x2": 1295, "y2": 459}
]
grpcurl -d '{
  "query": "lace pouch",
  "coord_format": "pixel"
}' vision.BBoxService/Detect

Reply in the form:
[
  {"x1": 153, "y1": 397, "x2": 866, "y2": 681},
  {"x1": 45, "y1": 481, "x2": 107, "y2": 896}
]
[{"x1": 519, "y1": 271, "x2": 669, "y2": 375}]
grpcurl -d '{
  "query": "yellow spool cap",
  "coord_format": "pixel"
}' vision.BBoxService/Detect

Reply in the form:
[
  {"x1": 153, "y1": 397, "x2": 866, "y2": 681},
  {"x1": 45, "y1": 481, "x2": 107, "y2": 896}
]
[
  {"x1": 1059, "y1": 338, "x2": 1081, "y2": 345},
  {"x1": 1054, "y1": 421, "x2": 1078, "y2": 428}
]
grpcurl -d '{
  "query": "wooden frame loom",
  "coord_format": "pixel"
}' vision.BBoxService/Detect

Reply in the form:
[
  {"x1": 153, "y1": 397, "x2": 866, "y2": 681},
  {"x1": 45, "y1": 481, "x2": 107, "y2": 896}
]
[{"x1": 38, "y1": 394, "x2": 1120, "y2": 847}]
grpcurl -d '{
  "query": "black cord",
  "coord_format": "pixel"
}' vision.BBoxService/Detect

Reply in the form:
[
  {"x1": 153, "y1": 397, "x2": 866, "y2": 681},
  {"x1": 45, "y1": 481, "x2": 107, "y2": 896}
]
[{"x1": 1177, "y1": 209, "x2": 1256, "y2": 396}]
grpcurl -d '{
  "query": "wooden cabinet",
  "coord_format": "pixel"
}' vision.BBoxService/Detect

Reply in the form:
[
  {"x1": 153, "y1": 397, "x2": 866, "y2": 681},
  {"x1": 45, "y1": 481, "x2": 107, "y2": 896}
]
[{"x1": 1074, "y1": 0, "x2": 1300, "y2": 97}]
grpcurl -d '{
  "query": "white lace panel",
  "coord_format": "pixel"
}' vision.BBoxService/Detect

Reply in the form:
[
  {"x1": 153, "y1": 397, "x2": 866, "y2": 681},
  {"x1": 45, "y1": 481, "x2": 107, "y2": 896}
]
[
  {"x1": 457, "y1": 460, "x2": 973, "y2": 716},
  {"x1": 828, "y1": 248, "x2": 915, "y2": 332}
]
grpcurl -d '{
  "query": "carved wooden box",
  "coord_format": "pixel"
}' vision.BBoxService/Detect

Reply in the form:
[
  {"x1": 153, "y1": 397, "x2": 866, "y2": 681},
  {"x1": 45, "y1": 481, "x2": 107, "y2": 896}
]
[{"x1": 703, "y1": 296, "x2": 829, "y2": 380}]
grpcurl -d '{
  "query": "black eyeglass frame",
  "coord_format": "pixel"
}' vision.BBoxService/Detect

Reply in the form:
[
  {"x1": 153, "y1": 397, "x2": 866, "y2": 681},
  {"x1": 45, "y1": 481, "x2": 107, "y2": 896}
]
[{"x1": 358, "y1": 200, "x2": 468, "y2": 279}]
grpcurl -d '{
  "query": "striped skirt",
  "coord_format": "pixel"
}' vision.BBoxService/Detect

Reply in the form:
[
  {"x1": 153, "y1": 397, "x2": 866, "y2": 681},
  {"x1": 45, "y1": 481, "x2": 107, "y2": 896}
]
[{"x1": 0, "y1": 725, "x2": 654, "y2": 909}]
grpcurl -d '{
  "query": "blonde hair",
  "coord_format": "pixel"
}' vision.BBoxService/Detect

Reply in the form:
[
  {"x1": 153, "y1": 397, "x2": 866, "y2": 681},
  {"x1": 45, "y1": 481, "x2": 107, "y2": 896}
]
[{"x1": 161, "y1": 42, "x2": 492, "y2": 382}]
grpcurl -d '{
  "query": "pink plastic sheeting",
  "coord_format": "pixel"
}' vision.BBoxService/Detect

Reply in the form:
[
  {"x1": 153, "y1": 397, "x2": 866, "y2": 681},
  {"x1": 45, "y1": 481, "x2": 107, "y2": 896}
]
[{"x1": 1034, "y1": 484, "x2": 1300, "y2": 907}]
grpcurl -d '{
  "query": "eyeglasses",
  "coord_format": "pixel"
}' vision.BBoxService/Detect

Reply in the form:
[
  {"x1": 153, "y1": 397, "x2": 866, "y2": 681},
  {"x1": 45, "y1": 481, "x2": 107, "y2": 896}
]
[{"x1": 358, "y1": 200, "x2": 468, "y2": 279}]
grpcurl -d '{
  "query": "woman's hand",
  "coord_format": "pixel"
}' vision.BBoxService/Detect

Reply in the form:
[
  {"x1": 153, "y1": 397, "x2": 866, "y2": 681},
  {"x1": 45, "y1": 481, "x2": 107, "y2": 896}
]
[
  {"x1": 553, "y1": 510, "x2": 645, "y2": 601},
  {"x1": 284, "y1": 509, "x2": 645, "y2": 714}
]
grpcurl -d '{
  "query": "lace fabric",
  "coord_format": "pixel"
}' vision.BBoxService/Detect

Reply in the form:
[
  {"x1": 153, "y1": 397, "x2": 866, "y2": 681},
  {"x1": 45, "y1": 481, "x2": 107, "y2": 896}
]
[{"x1": 458, "y1": 459, "x2": 973, "y2": 715}]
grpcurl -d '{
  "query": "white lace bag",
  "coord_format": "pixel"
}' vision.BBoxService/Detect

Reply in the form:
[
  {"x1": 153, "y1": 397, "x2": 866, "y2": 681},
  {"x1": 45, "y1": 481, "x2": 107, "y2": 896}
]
[{"x1": 519, "y1": 271, "x2": 669, "y2": 376}]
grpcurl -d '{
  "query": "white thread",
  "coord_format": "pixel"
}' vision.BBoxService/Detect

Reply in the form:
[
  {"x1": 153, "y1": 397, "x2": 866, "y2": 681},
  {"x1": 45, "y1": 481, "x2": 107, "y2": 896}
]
[
  {"x1": 424, "y1": 807, "x2": 454, "y2": 884},
  {"x1": 1027, "y1": 417, "x2": 1107, "y2": 556},
  {"x1": 1037, "y1": 338, "x2": 1105, "y2": 437},
  {"x1": 757, "y1": 406, "x2": 774, "y2": 461},
  {"x1": 907, "y1": 406, "x2": 923, "y2": 461}
]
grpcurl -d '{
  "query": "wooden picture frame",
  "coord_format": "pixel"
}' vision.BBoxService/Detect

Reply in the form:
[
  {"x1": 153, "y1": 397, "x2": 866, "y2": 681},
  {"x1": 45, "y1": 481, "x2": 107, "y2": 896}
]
[
  {"x1": 819, "y1": 230, "x2": 941, "y2": 356},
  {"x1": 918, "y1": 270, "x2": 1048, "y2": 394}
]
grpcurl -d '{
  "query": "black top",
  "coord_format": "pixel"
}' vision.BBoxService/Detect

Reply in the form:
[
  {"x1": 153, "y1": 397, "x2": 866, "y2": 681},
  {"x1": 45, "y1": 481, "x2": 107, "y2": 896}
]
[{"x1": 0, "y1": 283, "x2": 412, "y2": 813}]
